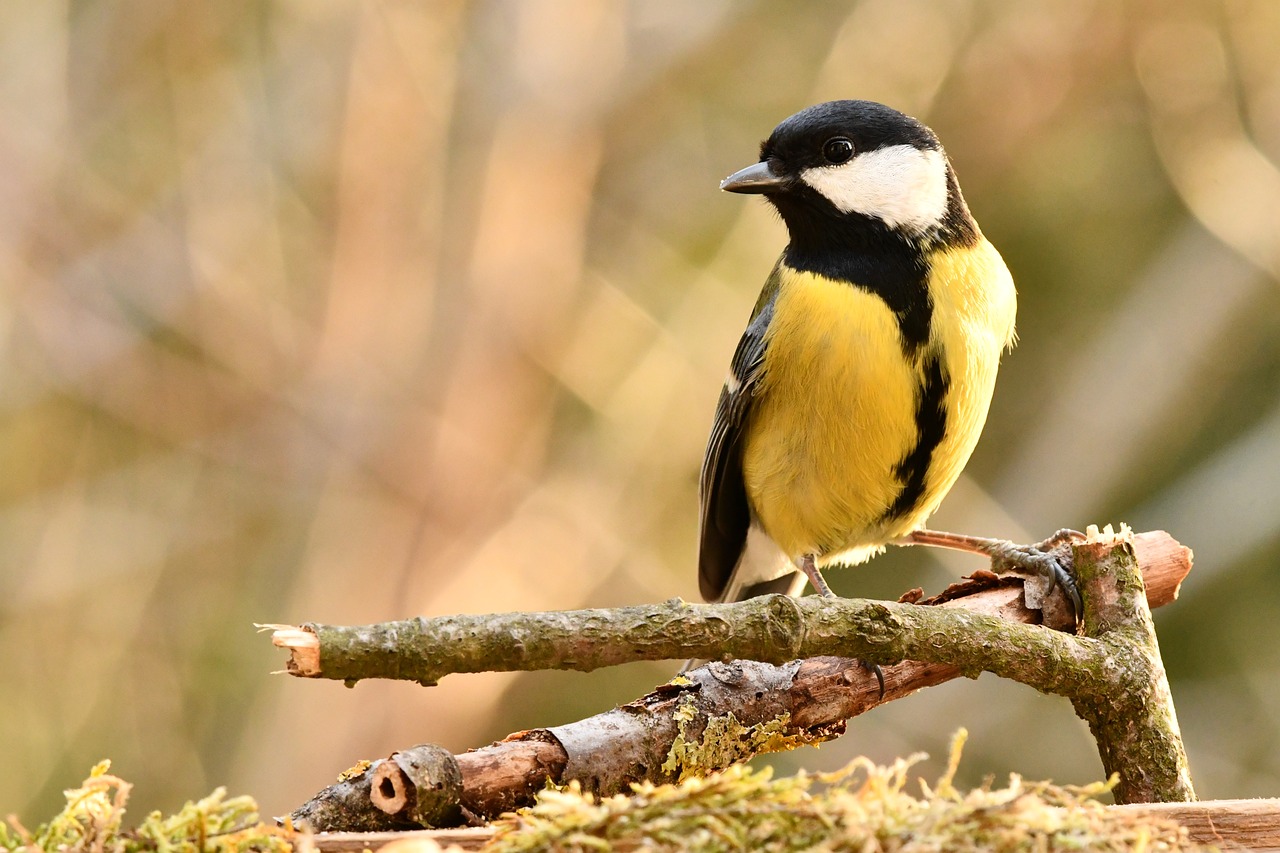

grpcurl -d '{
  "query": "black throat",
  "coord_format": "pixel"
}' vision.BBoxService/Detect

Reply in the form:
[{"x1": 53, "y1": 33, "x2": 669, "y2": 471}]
[
  {"x1": 777, "y1": 205, "x2": 934, "y2": 356},
  {"x1": 771, "y1": 196, "x2": 962, "y2": 527}
]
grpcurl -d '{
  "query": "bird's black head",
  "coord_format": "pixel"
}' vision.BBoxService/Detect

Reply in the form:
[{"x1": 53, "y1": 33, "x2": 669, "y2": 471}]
[{"x1": 722, "y1": 100, "x2": 976, "y2": 251}]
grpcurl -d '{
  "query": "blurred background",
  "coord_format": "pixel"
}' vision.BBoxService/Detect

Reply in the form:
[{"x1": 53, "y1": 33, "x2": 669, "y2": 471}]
[{"x1": 3, "y1": 0, "x2": 1280, "y2": 823}]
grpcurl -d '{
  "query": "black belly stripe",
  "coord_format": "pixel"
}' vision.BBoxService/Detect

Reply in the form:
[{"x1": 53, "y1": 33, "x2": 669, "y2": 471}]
[
  {"x1": 779, "y1": 230, "x2": 948, "y2": 520},
  {"x1": 885, "y1": 352, "x2": 949, "y2": 520}
]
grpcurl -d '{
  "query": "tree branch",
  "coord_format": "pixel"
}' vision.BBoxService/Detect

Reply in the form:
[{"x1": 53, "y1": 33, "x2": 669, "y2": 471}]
[
  {"x1": 1069, "y1": 537, "x2": 1195, "y2": 803},
  {"x1": 269, "y1": 530, "x2": 1188, "y2": 686},
  {"x1": 281, "y1": 529, "x2": 1193, "y2": 829}
]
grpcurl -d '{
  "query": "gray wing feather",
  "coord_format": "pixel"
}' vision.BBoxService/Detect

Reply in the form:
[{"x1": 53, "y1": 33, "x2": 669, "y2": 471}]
[{"x1": 697, "y1": 299, "x2": 774, "y2": 601}]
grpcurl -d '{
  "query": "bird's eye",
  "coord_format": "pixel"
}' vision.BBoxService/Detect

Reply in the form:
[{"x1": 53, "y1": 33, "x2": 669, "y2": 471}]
[{"x1": 822, "y1": 137, "x2": 855, "y2": 164}]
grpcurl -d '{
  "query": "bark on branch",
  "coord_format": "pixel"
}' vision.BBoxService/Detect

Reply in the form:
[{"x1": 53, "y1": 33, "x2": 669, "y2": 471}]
[
  {"x1": 270, "y1": 531, "x2": 1186, "y2": 687},
  {"x1": 282, "y1": 529, "x2": 1193, "y2": 830}
]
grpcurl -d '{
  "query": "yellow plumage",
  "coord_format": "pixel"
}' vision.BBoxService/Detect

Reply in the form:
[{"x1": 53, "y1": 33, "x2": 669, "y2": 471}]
[
  {"x1": 919, "y1": 241, "x2": 1018, "y2": 511},
  {"x1": 740, "y1": 239, "x2": 1015, "y2": 568},
  {"x1": 698, "y1": 99, "x2": 1025, "y2": 605}
]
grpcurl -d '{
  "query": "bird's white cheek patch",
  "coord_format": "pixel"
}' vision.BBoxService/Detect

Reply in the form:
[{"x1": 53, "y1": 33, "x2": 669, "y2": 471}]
[{"x1": 800, "y1": 145, "x2": 948, "y2": 233}]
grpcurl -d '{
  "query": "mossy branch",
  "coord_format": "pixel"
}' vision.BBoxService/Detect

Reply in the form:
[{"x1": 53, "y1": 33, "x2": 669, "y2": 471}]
[
  {"x1": 268, "y1": 530, "x2": 1186, "y2": 688},
  {"x1": 281, "y1": 528, "x2": 1194, "y2": 829},
  {"x1": 1070, "y1": 537, "x2": 1194, "y2": 804}
]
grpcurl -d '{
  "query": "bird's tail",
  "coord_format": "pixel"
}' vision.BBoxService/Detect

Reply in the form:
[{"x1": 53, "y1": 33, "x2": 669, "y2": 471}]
[
  {"x1": 715, "y1": 525, "x2": 806, "y2": 603},
  {"x1": 682, "y1": 528, "x2": 807, "y2": 671}
]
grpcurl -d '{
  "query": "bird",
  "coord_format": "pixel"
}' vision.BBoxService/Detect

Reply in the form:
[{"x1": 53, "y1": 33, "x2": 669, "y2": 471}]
[{"x1": 699, "y1": 99, "x2": 1078, "y2": 614}]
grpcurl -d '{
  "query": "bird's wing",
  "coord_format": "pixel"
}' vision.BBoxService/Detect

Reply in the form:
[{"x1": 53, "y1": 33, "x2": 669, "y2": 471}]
[{"x1": 697, "y1": 273, "x2": 780, "y2": 602}]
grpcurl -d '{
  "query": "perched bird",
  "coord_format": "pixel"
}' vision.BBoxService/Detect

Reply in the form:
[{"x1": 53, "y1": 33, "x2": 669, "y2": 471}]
[{"x1": 700, "y1": 100, "x2": 1074, "y2": 609}]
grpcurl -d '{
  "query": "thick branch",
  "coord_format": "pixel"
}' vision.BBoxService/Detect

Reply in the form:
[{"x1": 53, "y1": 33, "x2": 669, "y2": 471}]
[
  {"x1": 290, "y1": 655, "x2": 922, "y2": 829},
  {"x1": 270, "y1": 530, "x2": 1188, "y2": 686},
  {"x1": 285, "y1": 530, "x2": 1192, "y2": 828},
  {"x1": 1069, "y1": 538, "x2": 1195, "y2": 804}
]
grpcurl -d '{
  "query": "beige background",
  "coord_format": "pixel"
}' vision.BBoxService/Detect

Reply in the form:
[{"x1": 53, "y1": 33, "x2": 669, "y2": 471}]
[{"x1": 3, "y1": 0, "x2": 1279, "y2": 822}]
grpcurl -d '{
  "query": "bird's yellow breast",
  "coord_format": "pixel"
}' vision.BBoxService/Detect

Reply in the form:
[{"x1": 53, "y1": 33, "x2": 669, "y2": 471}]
[{"x1": 740, "y1": 240, "x2": 1015, "y2": 563}]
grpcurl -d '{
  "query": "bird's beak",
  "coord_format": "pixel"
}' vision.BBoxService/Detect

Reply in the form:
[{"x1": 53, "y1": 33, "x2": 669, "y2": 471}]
[{"x1": 720, "y1": 161, "x2": 786, "y2": 194}]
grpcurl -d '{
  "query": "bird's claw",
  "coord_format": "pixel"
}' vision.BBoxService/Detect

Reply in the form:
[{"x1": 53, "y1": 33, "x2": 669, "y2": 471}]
[
  {"x1": 860, "y1": 659, "x2": 886, "y2": 700},
  {"x1": 987, "y1": 532, "x2": 1085, "y2": 621},
  {"x1": 1042, "y1": 551, "x2": 1083, "y2": 617}
]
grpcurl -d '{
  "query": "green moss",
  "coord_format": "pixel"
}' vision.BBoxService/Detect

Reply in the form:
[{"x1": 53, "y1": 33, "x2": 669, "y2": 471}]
[
  {"x1": 0, "y1": 761, "x2": 293, "y2": 853},
  {"x1": 491, "y1": 730, "x2": 1200, "y2": 852},
  {"x1": 659, "y1": 697, "x2": 827, "y2": 782},
  {"x1": 6, "y1": 736, "x2": 1205, "y2": 851}
]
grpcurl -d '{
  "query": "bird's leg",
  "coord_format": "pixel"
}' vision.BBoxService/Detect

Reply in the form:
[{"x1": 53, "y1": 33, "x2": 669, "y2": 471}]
[
  {"x1": 799, "y1": 553, "x2": 884, "y2": 697},
  {"x1": 903, "y1": 528, "x2": 1085, "y2": 617},
  {"x1": 797, "y1": 553, "x2": 836, "y2": 598}
]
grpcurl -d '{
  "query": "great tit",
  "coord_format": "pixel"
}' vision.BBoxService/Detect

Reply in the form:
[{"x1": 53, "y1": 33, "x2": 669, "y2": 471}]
[{"x1": 700, "y1": 100, "x2": 1070, "y2": 608}]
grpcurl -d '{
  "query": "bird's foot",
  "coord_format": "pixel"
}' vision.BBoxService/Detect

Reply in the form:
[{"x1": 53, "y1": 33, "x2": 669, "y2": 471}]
[
  {"x1": 798, "y1": 553, "x2": 837, "y2": 598},
  {"x1": 906, "y1": 528, "x2": 1086, "y2": 621},
  {"x1": 983, "y1": 530, "x2": 1084, "y2": 618}
]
